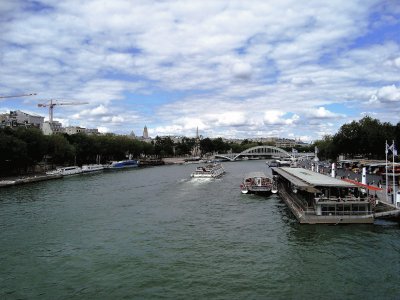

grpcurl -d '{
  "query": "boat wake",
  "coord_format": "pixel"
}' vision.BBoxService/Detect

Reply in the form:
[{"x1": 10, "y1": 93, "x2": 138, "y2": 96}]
[{"x1": 190, "y1": 178, "x2": 213, "y2": 184}]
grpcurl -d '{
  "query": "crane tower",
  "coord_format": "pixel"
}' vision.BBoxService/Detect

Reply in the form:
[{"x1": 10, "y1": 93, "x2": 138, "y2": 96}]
[
  {"x1": 0, "y1": 93, "x2": 37, "y2": 99},
  {"x1": 38, "y1": 99, "x2": 88, "y2": 123}
]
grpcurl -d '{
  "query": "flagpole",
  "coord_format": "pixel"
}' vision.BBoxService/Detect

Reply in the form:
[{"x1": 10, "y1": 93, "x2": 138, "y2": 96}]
[
  {"x1": 392, "y1": 140, "x2": 396, "y2": 204},
  {"x1": 386, "y1": 140, "x2": 389, "y2": 203}
]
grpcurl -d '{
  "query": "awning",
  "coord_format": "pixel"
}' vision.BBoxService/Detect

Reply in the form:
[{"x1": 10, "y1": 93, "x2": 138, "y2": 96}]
[{"x1": 341, "y1": 178, "x2": 383, "y2": 191}]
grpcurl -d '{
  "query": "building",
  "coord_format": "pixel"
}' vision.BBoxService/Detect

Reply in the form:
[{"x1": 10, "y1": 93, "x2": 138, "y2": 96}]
[
  {"x1": 135, "y1": 125, "x2": 152, "y2": 142},
  {"x1": 42, "y1": 121, "x2": 64, "y2": 135},
  {"x1": 0, "y1": 110, "x2": 44, "y2": 129},
  {"x1": 64, "y1": 126, "x2": 99, "y2": 135},
  {"x1": 143, "y1": 125, "x2": 149, "y2": 139},
  {"x1": 64, "y1": 126, "x2": 86, "y2": 135},
  {"x1": 84, "y1": 128, "x2": 99, "y2": 135}
]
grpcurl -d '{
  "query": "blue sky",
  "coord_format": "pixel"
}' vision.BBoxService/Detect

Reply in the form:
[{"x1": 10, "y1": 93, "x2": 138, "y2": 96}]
[{"x1": 1, "y1": 0, "x2": 400, "y2": 142}]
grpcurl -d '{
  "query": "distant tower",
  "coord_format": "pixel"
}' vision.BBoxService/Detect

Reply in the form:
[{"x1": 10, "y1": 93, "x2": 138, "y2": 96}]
[
  {"x1": 192, "y1": 126, "x2": 201, "y2": 157},
  {"x1": 143, "y1": 125, "x2": 149, "y2": 139}
]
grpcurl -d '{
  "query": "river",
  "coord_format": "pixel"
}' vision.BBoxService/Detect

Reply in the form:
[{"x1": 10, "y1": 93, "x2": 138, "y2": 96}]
[{"x1": 1, "y1": 161, "x2": 399, "y2": 299}]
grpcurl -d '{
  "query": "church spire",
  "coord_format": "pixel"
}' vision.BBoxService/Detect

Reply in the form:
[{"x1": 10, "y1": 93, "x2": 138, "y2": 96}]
[{"x1": 143, "y1": 125, "x2": 149, "y2": 139}]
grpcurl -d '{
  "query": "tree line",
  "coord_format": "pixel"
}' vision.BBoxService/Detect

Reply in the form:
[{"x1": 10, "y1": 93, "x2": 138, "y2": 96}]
[
  {"x1": 1, "y1": 128, "x2": 295, "y2": 176},
  {"x1": 2, "y1": 115, "x2": 395, "y2": 176},
  {"x1": 314, "y1": 116, "x2": 400, "y2": 160},
  {"x1": 0, "y1": 127, "x2": 153, "y2": 176}
]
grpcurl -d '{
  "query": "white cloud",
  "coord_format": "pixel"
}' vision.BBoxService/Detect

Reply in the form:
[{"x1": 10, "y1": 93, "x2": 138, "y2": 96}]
[
  {"x1": 371, "y1": 85, "x2": 400, "y2": 102},
  {"x1": 291, "y1": 77, "x2": 314, "y2": 86},
  {"x1": 305, "y1": 107, "x2": 345, "y2": 119},
  {"x1": 231, "y1": 62, "x2": 252, "y2": 79},
  {"x1": 1, "y1": 0, "x2": 400, "y2": 140},
  {"x1": 97, "y1": 126, "x2": 110, "y2": 133},
  {"x1": 395, "y1": 57, "x2": 400, "y2": 68},
  {"x1": 263, "y1": 110, "x2": 299, "y2": 125}
]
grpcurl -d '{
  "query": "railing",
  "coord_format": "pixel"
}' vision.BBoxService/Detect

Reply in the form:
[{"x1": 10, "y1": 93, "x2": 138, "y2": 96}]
[
  {"x1": 245, "y1": 184, "x2": 273, "y2": 191},
  {"x1": 315, "y1": 196, "x2": 368, "y2": 203},
  {"x1": 304, "y1": 210, "x2": 372, "y2": 216}
]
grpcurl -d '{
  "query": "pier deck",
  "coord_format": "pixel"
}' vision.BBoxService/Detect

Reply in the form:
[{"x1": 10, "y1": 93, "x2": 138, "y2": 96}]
[{"x1": 272, "y1": 167, "x2": 379, "y2": 224}]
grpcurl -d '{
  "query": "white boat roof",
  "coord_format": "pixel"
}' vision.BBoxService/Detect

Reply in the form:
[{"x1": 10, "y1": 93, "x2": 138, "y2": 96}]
[
  {"x1": 245, "y1": 172, "x2": 268, "y2": 178},
  {"x1": 273, "y1": 167, "x2": 356, "y2": 188}
]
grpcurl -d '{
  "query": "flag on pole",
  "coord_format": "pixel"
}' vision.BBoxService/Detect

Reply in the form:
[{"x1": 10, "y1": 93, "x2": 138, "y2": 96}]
[
  {"x1": 388, "y1": 142, "x2": 397, "y2": 156},
  {"x1": 385, "y1": 142, "x2": 390, "y2": 154}
]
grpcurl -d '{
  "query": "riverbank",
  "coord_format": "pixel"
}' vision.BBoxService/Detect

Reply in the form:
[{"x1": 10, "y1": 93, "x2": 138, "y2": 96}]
[
  {"x1": 162, "y1": 157, "x2": 186, "y2": 164},
  {"x1": 0, "y1": 173, "x2": 63, "y2": 188}
]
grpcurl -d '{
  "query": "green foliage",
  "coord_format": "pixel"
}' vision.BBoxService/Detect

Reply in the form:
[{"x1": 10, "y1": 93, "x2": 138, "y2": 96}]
[
  {"x1": 200, "y1": 137, "x2": 231, "y2": 154},
  {"x1": 154, "y1": 136, "x2": 174, "y2": 157},
  {"x1": 175, "y1": 137, "x2": 196, "y2": 156},
  {"x1": 2, "y1": 115, "x2": 398, "y2": 176},
  {"x1": 314, "y1": 116, "x2": 398, "y2": 160},
  {"x1": 47, "y1": 134, "x2": 76, "y2": 165},
  {"x1": 0, "y1": 130, "x2": 28, "y2": 175},
  {"x1": 0, "y1": 128, "x2": 153, "y2": 176}
]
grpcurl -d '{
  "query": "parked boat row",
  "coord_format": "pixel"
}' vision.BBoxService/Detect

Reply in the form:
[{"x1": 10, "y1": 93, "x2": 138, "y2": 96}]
[{"x1": 46, "y1": 159, "x2": 140, "y2": 176}]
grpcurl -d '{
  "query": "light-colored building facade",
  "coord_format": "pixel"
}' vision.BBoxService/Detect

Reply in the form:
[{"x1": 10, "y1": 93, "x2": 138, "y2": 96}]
[
  {"x1": 64, "y1": 126, "x2": 86, "y2": 135},
  {"x1": 143, "y1": 125, "x2": 149, "y2": 139},
  {"x1": 0, "y1": 110, "x2": 44, "y2": 129},
  {"x1": 42, "y1": 121, "x2": 64, "y2": 135}
]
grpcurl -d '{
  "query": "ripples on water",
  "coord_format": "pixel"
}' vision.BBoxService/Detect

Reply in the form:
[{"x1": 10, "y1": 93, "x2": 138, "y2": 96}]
[{"x1": 1, "y1": 161, "x2": 399, "y2": 299}]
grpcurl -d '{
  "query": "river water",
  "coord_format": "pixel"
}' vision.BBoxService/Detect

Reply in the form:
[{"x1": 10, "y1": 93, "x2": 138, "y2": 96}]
[{"x1": 1, "y1": 161, "x2": 399, "y2": 299}]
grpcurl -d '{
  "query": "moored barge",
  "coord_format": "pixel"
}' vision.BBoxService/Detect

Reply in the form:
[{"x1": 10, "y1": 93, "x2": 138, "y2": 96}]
[{"x1": 272, "y1": 167, "x2": 376, "y2": 224}]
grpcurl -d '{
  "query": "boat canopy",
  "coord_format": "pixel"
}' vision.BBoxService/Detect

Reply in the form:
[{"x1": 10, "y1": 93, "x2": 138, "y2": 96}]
[{"x1": 244, "y1": 172, "x2": 268, "y2": 178}]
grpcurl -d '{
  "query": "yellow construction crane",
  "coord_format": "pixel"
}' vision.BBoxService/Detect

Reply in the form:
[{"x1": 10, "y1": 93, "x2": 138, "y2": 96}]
[
  {"x1": 37, "y1": 99, "x2": 88, "y2": 123},
  {"x1": 0, "y1": 93, "x2": 37, "y2": 99}
]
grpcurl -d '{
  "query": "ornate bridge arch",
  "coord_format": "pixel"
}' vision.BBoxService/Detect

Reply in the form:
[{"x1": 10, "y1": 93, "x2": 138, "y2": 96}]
[{"x1": 215, "y1": 145, "x2": 294, "y2": 161}]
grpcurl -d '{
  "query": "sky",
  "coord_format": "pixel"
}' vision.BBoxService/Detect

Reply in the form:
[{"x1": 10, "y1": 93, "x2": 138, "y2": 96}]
[{"x1": 1, "y1": 0, "x2": 400, "y2": 142}]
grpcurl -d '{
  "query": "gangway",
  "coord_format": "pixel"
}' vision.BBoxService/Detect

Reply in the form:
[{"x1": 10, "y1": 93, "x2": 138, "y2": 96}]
[{"x1": 374, "y1": 210, "x2": 400, "y2": 218}]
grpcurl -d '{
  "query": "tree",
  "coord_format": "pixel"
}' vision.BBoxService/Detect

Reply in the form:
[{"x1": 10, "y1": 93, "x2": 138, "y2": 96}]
[
  {"x1": 154, "y1": 136, "x2": 174, "y2": 157},
  {"x1": 0, "y1": 131, "x2": 28, "y2": 175},
  {"x1": 175, "y1": 138, "x2": 196, "y2": 156},
  {"x1": 47, "y1": 134, "x2": 76, "y2": 165},
  {"x1": 13, "y1": 127, "x2": 48, "y2": 169},
  {"x1": 200, "y1": 137, "x2": 214, "y2": 154}
]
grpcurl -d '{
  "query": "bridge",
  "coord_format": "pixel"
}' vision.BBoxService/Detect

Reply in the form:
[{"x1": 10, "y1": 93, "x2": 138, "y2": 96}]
[{"x1": 214, "y1": 145, "x2": 314, "y2": 162}]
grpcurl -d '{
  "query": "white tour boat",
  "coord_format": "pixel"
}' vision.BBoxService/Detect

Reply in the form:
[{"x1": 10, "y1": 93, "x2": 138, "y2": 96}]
[
  {"x1": 191, "y1": 163, "x2": 225, "y2": 178},
  {"x1": 46, "y1": 166, "x2": 82, "y2": 176},
  {"x1": 240, "y1": 172, "x2": 277, "y2": 195},
  {"x1": 82, "y1": 164, "x2": 104, "y2": 173}
]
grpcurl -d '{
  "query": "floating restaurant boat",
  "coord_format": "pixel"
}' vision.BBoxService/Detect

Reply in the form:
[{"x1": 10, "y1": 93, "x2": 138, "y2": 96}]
[
  {"x1": 240, "y1": 172, "x2": 277, "y2": 195},
  {"x1": 46, "y1": 166, "x2": 82, "y2": 176},
  {"x1": 191, "y1": 163, "x2": 225, "y2": 178},
  {"x1": 82, "y1": 164, "x2": 104, "y2": 173},
  {"x1": 272, "y1": 167, "x2": 379, "y2": 224},
  {"x1": 108, "y1": 159, "x2": 140, "y2": 169}
]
